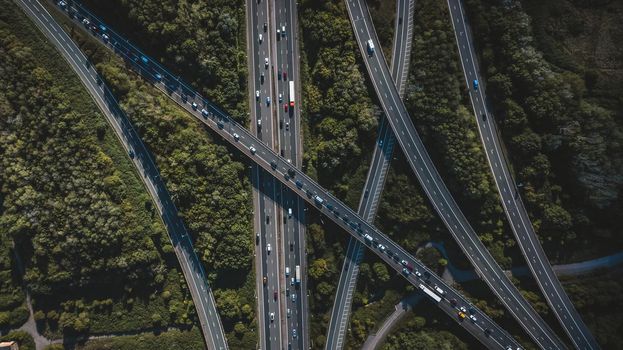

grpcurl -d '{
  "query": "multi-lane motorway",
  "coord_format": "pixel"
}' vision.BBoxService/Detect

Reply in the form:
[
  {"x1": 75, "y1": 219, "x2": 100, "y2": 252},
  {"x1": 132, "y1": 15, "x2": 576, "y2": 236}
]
[
  {"x1": 15, "y1": 1, "x2": 229, "y2": 349},
  {"x1": 446, "y1": 1, "x2": 599, "y2": 349},
  {"x1": 46, "y1": 2, "x2": 527, "y2": 348},
  {"x1": 325, "y1": 0, "x2": 414, "y2": 348},
  {"x1": 270, "y1": 0, "x2": 310, "y2": 348},
  {"x1": 344, "y1": 0, "x2": 569, "y2": 348},
  {"x1": 246, "y1": 0, "x2": 283, "y2": 348}
]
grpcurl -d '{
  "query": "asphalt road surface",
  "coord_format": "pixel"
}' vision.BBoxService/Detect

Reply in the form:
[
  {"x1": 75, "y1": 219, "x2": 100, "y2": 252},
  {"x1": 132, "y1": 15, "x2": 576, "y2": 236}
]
[
  {"x1": 344, "y1": 0, "x2": 568, "y2": 348},
  {"x1": 246, "y1": 0, "x2": 283, "y2": 348},
  {"x1": 43, "y1": 1, "x2": 524, "y2": 348},
  {"x1": 17, "y1": 0, "x2": 228, "y2": 348},
  {"x1": 325, "y1": 0, "x2": 413, "y2": 348},
  {"x1": 446, "y1": 1, "x2": 598, "y2": 348}
]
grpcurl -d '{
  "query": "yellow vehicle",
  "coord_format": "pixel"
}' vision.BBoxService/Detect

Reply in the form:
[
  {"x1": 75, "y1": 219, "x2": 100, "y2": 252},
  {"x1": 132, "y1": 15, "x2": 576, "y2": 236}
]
[{"x1": 458, "y1": 311, "x2": 466, "y2": 319}]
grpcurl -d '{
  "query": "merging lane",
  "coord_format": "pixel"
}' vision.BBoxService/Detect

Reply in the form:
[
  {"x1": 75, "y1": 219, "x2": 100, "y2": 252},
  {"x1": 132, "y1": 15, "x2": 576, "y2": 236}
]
[
  {"x1": 446, "y1": 1, "x2": 599, "y2": 348},
  {"x1": 325, "y1": 0, "x2": 413, "y2": 348},
  {"x1": 44, "y1": 1, "x2": 524, "y2": 348},
  {"x1": 16, "y1": 0, "x2": 228, "y2": 348},
  {"x1": 344, "y1": 0, "x2": 567, "y2": 348}
]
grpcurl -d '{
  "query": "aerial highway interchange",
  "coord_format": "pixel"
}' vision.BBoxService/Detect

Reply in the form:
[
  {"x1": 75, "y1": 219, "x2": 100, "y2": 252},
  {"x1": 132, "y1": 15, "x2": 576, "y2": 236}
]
[{"x1": 16, "y1": 0, "x2": 601, "y2": 349}]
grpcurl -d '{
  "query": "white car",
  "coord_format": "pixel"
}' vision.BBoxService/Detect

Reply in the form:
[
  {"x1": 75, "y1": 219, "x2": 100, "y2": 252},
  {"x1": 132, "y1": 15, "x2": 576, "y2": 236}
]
[
  {"x1": 267, "y1": 243, "x2": 271, "y2": 253},
  {"x1": 191, "y1": 102, "x2": 198, "y2": 110},
  {"x1": 249, "y1": 145, "x2": 257, "y2": 154},
  {"x1": 270, "y1": 312, "x2": 274, "y2": 321},
  {"x1": 469, "y1": 314, "x2": 477, "y2": 322},
  {"x1": 264, "y1": 57, "x2": 269, "y2": 68},
  {"x1": 279, "y1": 93, "x2": 283, "y2": 102},
  {"x1": 259, "y1": 33, "x2": 263, "y2": 43},
  {"x1": 266, "y1": 96, "x2": 271, "y2": 106},
  {"x1": 233, "y1": 133, "x2": 240, "y2": 141},
  {"x1": 102, "y1": 34, "x2": 109, "y2": 41},
  {"x1": 256, "y1": 90, "x2": 260, "y2": 99}
]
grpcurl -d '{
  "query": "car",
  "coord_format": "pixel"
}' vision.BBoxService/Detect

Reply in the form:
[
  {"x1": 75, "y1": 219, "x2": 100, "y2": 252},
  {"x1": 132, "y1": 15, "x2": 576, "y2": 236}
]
[
  {"x1": 233, "y1": 133, "x2": 240, "y2": 141},
  {"x1": 283, "y1": 70, "x2": 287, "y2": 80},
  {"x1": 191, "y1": 102, "x2": 198, "y2": 110},
  {"x1": 295, "y1": 180, "x2": 303, "y2": 188},
  {"x1": 155, "y1": 73, "x2": 163, "y2": 81},
  {"x1": 288, "y1": 208, "x2": 293, "y2": 217},
  {"x1": 270, "y1": 312, "x2": 274, "y2": 321},
  {"x1": 274, "y1": 291, "x2": 278, "y2": 300},
  {"x1": 291, "y1": 293, "x2": 296, "y2": 302},
  {"x1": 266, "y1": 96, "x2": 271, "y2": 106},
  {"x1": 260, "y1": 72, "x2": 265, "y2": 83},
  {"x1": 287, "y1": 308, "x2": 291, "y2": 318},
  {"x1": 402, "y1": 268, "x2": 411, "y2": 275},
  {"x1": 278, "y1": 68, "x2": 282, "y2": 80},
  {"x1": 281, "y1": 25, "x2": 286, "y2": 36},
  {"x1": 263, "y1": 22, "x2": 267, "y2": 32},
  {"x1": 469, "y1": 314, "x2": 477, "y2": 322},
  {"x1": 284, "y1": 103, "x2": 288, "y2": 112},
  {"x1": 364, "y1": 189, "x2": 370, "y2": 198},
  {"x1": 257, "y1": 119, "x2": 262, "y2": 128},
  {"x1": 379, "y1": 139, "x2": 383, "y2": 147},
  {"x1": 266, "y1": 215, "x2": 270, "y2": 225},
  {"x1": 279, "y1": 93, "x2": 283, "y2": 102},
  {"x1": 401, "y1": 260, "x2": 408, "y2": 267},
  {"x1": 280, "y1": 149, "x2": 285, "y2": 157},
  {"x1": 277, "y1": 28, "x2": 281, "y2": 37},
  {"x1": 264, "y1": 57, "x2": 269, "y2": 68},
  {"x1": 292, "y1": 329, "x2": 297, "y2": 338},
  {"x1": 263, "y1": 276, "x2": 267, "y2": 285},
  {"x1": 256, "y1": 90, "x2": 260, "y2": 99},
  {"x1": 286, "y1": 267, "x2": 290, "y2": 276},
  {"x1": 201, "y1": 108, "x2": 208, "y2": 117},
  {"x1": 482, "y1": 113, "x2": 487, "y2": 121},
  {"x1": 473, "y1": 79, "x2": 479, "y2": 90},
  {"x1": 378, "y1": 244, "x2": 386, "y2": 252},
  {"x1": 258, "y1": 33, "x2": 263, "y2": 43},
  {"x1": 128, "y1": 150, "x2": 135, "y2": 159},
  {"x1": 287, "y1": 168, "x2": 295, "y2": 177},
  {"x1": 82, "y1": 18, "x2": 90, "y2": 26},
  {"x1": 249, "y1": 145, "x2": 256, "y2": 154},
  {"x1": 286, "y1": 122, "x2": 290, "y2": 131},
  {"x1": 460, "y1": 306, "x2": 467, "y2": 313},
  {"x1": 102, "y1": 33, "x2": 110, "y2": 41},
  {"x1": 415, "y1": 271, "x2": 422, "y2": 278},
  {"x1": 458, "y1": 311, "x2": 466, "y2": 319},
  {"x1": 271, "y1": 161, "x2": 277, "y2": 170},
  {"x1": 291, "y1": 277, "x2": 295, "y2": 285},
  {"x1": 267, "y1": 243, "x2": 271, "y2": 253},
  {"x1": 256, "y1": 232, "x2": 260, "y2": 244},
  {"x1": 57, "y1": 0, "x2": 66, "y2": 7}
]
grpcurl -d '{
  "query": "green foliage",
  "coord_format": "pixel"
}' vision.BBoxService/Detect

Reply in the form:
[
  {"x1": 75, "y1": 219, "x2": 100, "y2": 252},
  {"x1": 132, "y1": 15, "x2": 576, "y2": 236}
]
[
  {"x1": 0, "y1": 331, "x2": 35, "y2": 350},
  {"x1": 77, "y1": 329, "x2": 204, "y2": 350},
  {"x1": 299, "y1": 0, "x2": 377, "y2": 197},
  {"x1": 381, "y1": 311, "x2": 469, "y2": 350},
  {"x1": 82, "y1": 0, "x2": 248, "y2": 123},
  {"x1": 464, "y1": 0, "x2": 623, "y2": 258}
]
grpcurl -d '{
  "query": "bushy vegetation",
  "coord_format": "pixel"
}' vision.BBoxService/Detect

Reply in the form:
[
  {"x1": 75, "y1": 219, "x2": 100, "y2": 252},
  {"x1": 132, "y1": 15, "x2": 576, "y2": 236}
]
[
  {"x1": 82, "y1": 0, "x2": 248, "y2": 124},
  {"x1": 0, "y1": 1, "x2": 196, "y2": 337},
  {"x1": 563, "y1": 268, "x2": 623, "y2": 348},
  {"x1": 41, "y1": 2, "x2": 257, "y2": 344},
  {"x1": 77, "y1": 328, "x2": 204, "y2": 350},
  {"x1": 0, "y1": 232, "x2": 26, "y2": 329},
  {"x1": 299, "y1": 0, "x2": 378, "y2": 201},
  {"x1": 0, "y1": 331, "x2": 35, "y2": 350},
  {"x1": 464, "y1": 0, "x2": 623, "y2": 260},
  {"x1": 380, "y1": 305, "x2": 471, "y2": 350}
]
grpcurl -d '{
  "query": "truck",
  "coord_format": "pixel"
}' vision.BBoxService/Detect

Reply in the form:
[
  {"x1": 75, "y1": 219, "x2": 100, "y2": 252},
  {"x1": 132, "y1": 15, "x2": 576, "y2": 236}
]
[
  {"x1": 419, "y1": 284, "x2": 442, "y2": 303},
  {"x1": 314, "y1": 195, "x2": 324, "y2": 205},
  {"x1": 295, "y1": 265, "x2": 301, "y2": 284},
  {"x1": 367, "y1": 39, "x2": 375, "y2": 55},
  {"x1": 289, "y1": 81, "x2": 295, "y2": 107}
]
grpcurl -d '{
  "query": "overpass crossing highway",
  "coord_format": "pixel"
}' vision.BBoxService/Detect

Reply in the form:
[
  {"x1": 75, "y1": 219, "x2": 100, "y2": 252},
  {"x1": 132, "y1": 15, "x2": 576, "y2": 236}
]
[
  {"x1": 42, "y1": 1, "x2": 529, "y2": 348},
  {"x1": 345, "y1": 0, "x2": 569, "y2": 348},
  {"x1": 14, "y1": 0, "x2": 229, "y2": 348},
  {"x1": 446, "y1": 1, "x2": 599, "y2": 349},
  {"x1": 325, "y1": 0, "x2": 414, "y2": 348}
]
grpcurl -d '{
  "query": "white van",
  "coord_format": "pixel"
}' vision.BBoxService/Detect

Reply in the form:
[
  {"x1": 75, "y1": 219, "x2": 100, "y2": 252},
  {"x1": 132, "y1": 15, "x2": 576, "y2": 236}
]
[
  {"x1": 285, "y1": 267, "x2": 290, "y2": 276},
  {"x1": 288, "y1": 208, "x2": 292, "y2": 217}
]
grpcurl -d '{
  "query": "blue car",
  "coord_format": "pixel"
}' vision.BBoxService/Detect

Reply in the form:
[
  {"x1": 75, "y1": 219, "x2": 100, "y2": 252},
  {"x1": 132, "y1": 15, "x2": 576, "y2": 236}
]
[{"x1": 473, "y1": 79, "x2": 479, "y2": 90}]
